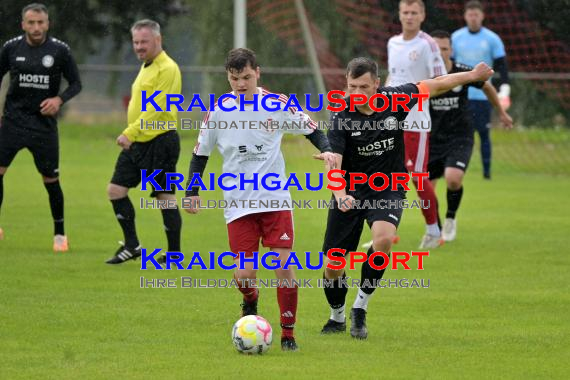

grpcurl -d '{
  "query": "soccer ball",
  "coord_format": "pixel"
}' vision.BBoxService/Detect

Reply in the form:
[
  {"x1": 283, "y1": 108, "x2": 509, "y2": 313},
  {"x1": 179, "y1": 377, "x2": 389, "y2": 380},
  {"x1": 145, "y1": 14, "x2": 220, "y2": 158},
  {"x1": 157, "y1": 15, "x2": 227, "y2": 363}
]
[{"x1": 231, "y1": 315, "x2": 273, "y2": 354}]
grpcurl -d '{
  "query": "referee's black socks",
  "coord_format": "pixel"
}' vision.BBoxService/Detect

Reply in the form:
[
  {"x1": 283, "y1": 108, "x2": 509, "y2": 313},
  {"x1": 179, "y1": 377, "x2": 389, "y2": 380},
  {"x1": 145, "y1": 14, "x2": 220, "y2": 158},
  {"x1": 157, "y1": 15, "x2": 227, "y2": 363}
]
[
  {"x1": 44, "y1": 180, "x2": 64, "y2": 236},
  {"x1": 446, "y1": 186, "x2": 464, "y2": 219},
  {"x1": 111, "y1": 196, "x2": 139, "y2": 249},
  {"x1": 161, "y1": 207, "x2": 181, "y2": 252}
]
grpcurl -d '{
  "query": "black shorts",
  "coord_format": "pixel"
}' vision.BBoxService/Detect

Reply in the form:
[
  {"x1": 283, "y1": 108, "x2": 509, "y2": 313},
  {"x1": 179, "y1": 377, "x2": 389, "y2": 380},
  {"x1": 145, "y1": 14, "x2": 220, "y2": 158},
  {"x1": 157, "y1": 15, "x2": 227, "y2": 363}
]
[
  {"x1": 322, "y1": 191, "x2": 404, "y2": 253},
  {"x1": 0, "y1": 124, "x2": 59, "y2": 177},
  {"x1": 428, "y1": 138, "x2": 474, "y2": 180},
  {"x1": 110, "y1": 131, "x2": 180, "y2": 197}
]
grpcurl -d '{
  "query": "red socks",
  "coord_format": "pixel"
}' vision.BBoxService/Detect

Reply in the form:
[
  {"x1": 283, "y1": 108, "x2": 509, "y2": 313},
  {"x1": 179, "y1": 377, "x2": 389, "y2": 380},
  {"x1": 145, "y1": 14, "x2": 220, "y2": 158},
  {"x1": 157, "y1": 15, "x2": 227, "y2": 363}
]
[
  {"x1": 277, "y1": 285, "x2": 298, "y2": 338},
  {"x1": 415, "y1": 177, "x2": 438, "y2": 225},
  {"x1": 235, "y1": 274, "x2": 298, "y2": 339}
]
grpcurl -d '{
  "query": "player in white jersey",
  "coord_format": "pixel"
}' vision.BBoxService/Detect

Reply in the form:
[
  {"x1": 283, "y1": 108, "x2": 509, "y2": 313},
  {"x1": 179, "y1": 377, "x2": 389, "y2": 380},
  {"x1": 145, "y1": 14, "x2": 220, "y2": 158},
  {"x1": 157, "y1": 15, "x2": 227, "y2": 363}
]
[
  {"x1": 386, "y1": 0, "x2": 447, "y2": 249},
  {"x1": 184, "y1": 48, "x2": 335, "y2": 351}
]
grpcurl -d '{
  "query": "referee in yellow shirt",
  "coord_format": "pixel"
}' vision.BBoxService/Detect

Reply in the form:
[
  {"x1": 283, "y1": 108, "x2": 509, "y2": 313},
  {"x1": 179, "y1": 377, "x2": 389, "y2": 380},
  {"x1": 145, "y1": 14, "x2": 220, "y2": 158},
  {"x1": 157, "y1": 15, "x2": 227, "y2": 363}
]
[{"x1": 106, "y1": 19, "x2": 182, "y2": 264}]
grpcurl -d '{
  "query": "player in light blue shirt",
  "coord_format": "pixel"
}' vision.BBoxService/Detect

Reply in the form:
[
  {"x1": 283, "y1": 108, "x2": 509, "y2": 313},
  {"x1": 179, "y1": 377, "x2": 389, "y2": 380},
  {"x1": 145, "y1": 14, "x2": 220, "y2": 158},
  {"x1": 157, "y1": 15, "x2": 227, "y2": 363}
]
[{"x1": 452, "y1": 0, "x2": 511, "y2": 179}]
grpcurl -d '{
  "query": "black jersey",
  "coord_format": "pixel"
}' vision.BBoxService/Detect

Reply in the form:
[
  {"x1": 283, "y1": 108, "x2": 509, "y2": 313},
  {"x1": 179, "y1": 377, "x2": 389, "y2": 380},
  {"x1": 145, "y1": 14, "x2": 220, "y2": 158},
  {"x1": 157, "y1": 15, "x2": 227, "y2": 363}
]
[
  {"x1": 429, "y1": 62, "x2": 484, "y2": 144},
  {"x1": 327, "y1": 83, "x2": 422, "y2": 199},
  {"x1": 0, "y1": 35, "x2": 82, "y2": 132}
]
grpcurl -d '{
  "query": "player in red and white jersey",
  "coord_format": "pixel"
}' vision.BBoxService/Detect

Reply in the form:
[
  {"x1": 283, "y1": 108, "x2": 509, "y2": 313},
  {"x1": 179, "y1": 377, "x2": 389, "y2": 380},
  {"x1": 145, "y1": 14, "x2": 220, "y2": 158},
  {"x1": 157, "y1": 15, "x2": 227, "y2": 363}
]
[
  {"x1": 184, "y1": 48, "x2": 335, "y2": 351},
  {"x1": 386, "y1": 0, "x2": 447, "y2": 249}
]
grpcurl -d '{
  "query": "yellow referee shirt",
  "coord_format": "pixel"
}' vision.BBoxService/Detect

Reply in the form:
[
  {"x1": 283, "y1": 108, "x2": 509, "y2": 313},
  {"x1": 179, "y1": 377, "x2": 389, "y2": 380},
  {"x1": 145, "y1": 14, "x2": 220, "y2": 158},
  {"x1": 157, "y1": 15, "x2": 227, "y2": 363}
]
[{"x1": 122, "y1": 50, "x2": 182, "y2": 142}]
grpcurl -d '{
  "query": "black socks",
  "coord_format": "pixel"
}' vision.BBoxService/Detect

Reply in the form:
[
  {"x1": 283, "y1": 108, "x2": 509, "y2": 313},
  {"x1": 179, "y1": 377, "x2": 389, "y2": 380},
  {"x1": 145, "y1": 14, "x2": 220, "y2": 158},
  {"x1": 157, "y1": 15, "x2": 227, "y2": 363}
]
[
  {"x1": 111, "y1": 197, "x2": 139, "y2": 248},
  {"x1": 44, "y1": 180, "x2": 64, "y2": 235}
]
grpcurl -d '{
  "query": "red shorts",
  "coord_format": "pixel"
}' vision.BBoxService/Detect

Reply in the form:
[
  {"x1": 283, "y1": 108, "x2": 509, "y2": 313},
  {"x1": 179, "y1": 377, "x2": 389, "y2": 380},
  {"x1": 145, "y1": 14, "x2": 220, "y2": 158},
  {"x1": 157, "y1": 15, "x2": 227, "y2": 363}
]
[
  {"x1": 404, "y1": 131, "x2": 430, "y2": 173},
  {"x1": 227, "y1": 211, "x2": 294, "y2": 259}
]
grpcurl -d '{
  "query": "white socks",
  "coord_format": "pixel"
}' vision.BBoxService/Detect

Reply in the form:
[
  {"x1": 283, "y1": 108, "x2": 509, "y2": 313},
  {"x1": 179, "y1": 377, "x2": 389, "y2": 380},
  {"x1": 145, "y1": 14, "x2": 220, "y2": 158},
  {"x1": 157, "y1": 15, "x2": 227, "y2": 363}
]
[
  {"x1": 330, "y1": 304, "x2": 346, "y2": 322},
  {"x1": 352, "y1": 289, "x2": 372, "y2": 311},
  {"x1": 426, "y1": 223, "x2": 441, "y2": 236}
]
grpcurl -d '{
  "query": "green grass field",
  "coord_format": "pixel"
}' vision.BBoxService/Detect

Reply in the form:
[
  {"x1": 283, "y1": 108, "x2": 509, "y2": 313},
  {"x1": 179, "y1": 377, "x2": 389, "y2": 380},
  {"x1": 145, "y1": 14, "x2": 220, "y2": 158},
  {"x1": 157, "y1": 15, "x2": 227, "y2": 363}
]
[{"x1": 0, "y1": 123, "x2": 569, "y2": 379}]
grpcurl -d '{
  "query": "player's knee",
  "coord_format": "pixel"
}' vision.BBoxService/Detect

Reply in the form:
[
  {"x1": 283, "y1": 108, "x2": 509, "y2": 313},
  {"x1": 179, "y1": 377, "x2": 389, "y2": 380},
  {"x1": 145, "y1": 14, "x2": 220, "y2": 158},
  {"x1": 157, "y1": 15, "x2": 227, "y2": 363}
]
[
  {"x1": 235, "y1": 268, "x2": 256, "y2": 281},
  {"x1": 324, "y1": 266, "x2": 344, "y2": 280},
  {"x1": 107, "y1": 183, "x2": 128, "y2": 200},
  {"x1": 372, "y1": 236, "x2": 392, "y2": 252},
  {"x1": 0, "y1": 166, "x2": 7, "y2": 175},
  {"x1": 447, "y1": 179, "x2": 462, "y2": 191},
  {"x1": 275, "y1": 267, "x2": 295, "y2": 281},
  {"x1": 445, "y1": 170, "x2": 463, "y2": 190},
  {"x1": 324, "y1": 253, "x2": 345, "y2": 279}
]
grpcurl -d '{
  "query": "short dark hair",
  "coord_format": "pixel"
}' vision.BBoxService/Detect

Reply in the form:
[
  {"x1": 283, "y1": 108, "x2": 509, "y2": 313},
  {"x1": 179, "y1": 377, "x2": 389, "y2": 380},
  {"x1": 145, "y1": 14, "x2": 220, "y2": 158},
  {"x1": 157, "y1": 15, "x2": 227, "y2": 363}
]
[
  {"x1": 22, "y1": 3, "x2": 48, "y2": 18},
  {"x1": 430, "y1": 30, "x2": 451, "y2": 40},
  {"x1": 465, "y1": 0, "x2": 484, "y2": 12},
  {"x1": 346, "y1": 57, "x2": 378, "y2": 79},
  {"x1": 225, "y1": 48, "x2": 258, "y2": 73}
]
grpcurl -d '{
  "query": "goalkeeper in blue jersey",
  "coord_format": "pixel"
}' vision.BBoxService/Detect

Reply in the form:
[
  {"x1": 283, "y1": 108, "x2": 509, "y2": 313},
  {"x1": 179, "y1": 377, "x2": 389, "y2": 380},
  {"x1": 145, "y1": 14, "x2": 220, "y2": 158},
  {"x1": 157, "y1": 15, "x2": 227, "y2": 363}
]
[{"x1": 452, "y1": 0, "x2": 511, "y2": 179}]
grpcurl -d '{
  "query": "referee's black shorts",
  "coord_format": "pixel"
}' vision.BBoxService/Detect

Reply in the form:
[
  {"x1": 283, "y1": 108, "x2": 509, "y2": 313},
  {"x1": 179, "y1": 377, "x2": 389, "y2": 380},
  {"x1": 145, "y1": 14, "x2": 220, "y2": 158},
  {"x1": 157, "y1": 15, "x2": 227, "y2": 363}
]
[
  {"x1": 0, "y1": 124, "x2": 60, "y2": 178},
  {"x1": 428, "y1": 137, "x2": 474, "y2": 180},
  {"x1": 322, "y1": 191, "x2": 404, "y2": 254},
  {"x1": 111, "y1": 131, "x2": 180, "y2": 197}
]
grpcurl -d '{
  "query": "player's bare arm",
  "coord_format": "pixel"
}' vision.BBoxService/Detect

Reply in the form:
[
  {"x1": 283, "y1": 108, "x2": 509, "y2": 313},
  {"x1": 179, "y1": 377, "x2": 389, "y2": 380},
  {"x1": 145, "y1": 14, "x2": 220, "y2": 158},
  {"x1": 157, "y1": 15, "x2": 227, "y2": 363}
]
[
  {"x1": 320, "y1": 153, "x2": 354, "y2": 212},
  {"x1": 482, "y1": 82, "x2": 513, "y2": 129}
]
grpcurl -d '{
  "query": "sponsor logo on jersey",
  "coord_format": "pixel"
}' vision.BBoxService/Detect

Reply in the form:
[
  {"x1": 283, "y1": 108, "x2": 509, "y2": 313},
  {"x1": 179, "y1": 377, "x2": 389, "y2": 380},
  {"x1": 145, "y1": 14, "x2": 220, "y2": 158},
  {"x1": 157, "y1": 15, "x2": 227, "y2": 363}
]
[
  {"x1": 431, "y1": 97, "x2": 460, "y2": 111},
  {"x1": 357, "y1": 138, "x2": 395, "y2": 156},
  {"x1": 351, "y1": 131, "x2": 361, "y2": 136},
  {"x1": 16, "y1": 56, "x2": 26, "y2": 61},
  {"x1": 18, "y1": 73, "x2": 50, "y2": 89}
]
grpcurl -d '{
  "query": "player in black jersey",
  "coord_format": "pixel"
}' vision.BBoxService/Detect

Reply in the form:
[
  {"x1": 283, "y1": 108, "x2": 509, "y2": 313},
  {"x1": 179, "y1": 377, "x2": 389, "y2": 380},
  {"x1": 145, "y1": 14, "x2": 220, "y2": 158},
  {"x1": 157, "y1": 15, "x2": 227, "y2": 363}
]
[
  {"x1": 314, "y1": 57, "x2": 494, "y2": 339},
  {"x1": 429, "y1": 31, "x2": 512, "y2": 242},
  {"x1": 0, "y1": 3, "x2": 82, "y2": 250}
]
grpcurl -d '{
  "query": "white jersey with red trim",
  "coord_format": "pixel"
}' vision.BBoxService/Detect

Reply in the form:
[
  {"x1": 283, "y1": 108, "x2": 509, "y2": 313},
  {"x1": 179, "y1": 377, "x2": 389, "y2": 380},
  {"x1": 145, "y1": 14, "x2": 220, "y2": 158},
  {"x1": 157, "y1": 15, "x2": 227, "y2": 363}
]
[
  {"x1": 387, "y1": 31, "x2": 447, "y2": 132},
  {"x1": 194, "y1": 87, "x2": 316, "y2": 223}
]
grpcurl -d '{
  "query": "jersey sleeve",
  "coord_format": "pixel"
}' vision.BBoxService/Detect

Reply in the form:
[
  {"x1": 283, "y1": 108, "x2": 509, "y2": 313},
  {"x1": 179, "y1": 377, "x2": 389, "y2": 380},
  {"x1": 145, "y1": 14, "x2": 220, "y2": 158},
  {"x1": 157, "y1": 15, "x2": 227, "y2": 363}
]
[
  {"x1": 122, "y1": 65, "x2": 179, "y2": 141},
  {"x1": 327, "y1": 111, "x2": 347, "y2": 155},
  {"x1": 385, "y1": 38, "x2": 394, "y2": 85},
  {"x1": 0, "y1": 42, "x2": 11, "y2": 80},
  {"x1": 427, "y1": 43, "x2": 447, "y2": 78},
  {"x1": 280, "y1": 95, "x2": 318, "y2": 135},
  {"x1": 193, "y1": 110, "x2": 218, "y2": 156},
  {"x1": 491, "y1": 33, "x2": 506, "y2": 59},
  {"x1": 379, "y1": 83, "x2": 425, "y2": 123},
  {"x1": 59, "y1": 46, "x2": 82, "y2": 103}
]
